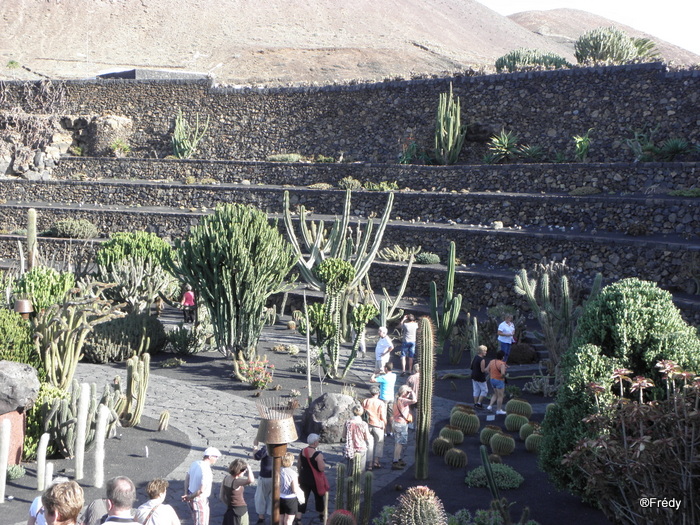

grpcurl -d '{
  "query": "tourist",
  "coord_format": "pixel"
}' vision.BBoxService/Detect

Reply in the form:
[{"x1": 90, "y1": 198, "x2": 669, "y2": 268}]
[
  {"x1": 374, "y1": 326, "x2": 394, "y2": 372},
  {"x1": 219, "y1": 459, "x2": 255, "y2": 525},
  {"x1": 41, "y1": 480, "x2": 84, "y2": 525},
  {"x1": 343, "y1": 405, "x2": 371, "y2": 471},
  {"x1": 297, "y1": 433, "x2": 329, "y2": 524},
  {"x1": 183, "y1": 447, "x2": 221, "y2": 525},
  {"x1": 279, "y1": 452, "x2": 304, "y2": 525},
  {"x1": 497, "y1": 314, "x2": 516, "y2": 362},
  {"x1": 470, "y1": 345, "x2": 488, "y2": 409},
  {"x1": 487, "y1": 351, "x2": 508, "y2": 415},
  {"x1": 181, "y1": 284, "x2": 196, "y2": 323},
  {"x1": 398, "y1": 314, "x2": 418, "y2": 376},
  {"x1": 370, "y1": 362, "x2": 397, "y2": 434},
  {"x1": 252, "y1": 441, "x2": 273, "y2": 524},
  {"x1": 28, "y1": 476, "x2": 70, "y2": 525},
  {"x1": 405, "y1": 363, "x2": 420, "y2": 428},
  {"x1": 391, "y1": 385, "x2": 417, "y2": 470},
  {"x1": 135, "y1": 478, "x2": 181, "y2": 525},
  {"x1": 361, "y1": 385, "x2": 386, "y2": 470},
  {"x1": 79, "y1": 498, "x2": 109, "y2": 525},
  {"x1": 105, "y1": 476, "x2": 139, "y2": 525}
]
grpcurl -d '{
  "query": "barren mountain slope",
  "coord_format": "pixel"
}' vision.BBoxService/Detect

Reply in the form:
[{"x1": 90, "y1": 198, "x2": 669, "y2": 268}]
[
  {"x1": 509, "y1": 8, "x2": 700, "y2": 65},
  {"x1": 0, "y1": 0, "x2": 575, "y2": 85}
]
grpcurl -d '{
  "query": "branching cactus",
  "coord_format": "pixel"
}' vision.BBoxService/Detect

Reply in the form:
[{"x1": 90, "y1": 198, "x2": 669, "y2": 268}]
[
  {"x1": 480, "y1": 445, "x2": 532, "y2": 525},
  {"x1": 434, "y1": 82, "x2": 467, "y2": 165},
  {"x1": 415, "y1": 316, "x2": 435, "y2": 479},
  {"x1": 392, "y1": 486, "x2": 448, "y2": 525},
  {"x1": 429, "y1": 241, "x2": 462, "y2": 354}
]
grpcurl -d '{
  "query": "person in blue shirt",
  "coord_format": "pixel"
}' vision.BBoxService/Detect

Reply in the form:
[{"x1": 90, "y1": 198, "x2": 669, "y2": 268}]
[{"x1": 370, "y1": 362, "x2": 397, "y2": 435}]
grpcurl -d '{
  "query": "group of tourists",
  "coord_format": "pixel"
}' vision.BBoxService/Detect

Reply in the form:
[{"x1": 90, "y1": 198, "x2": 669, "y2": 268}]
[{"x1": 470, "y1": 314, "x2": 515, "y2": 414}]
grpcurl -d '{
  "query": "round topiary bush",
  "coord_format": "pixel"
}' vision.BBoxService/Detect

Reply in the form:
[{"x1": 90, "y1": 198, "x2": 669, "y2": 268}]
[
  {"x1": 444, "y1": 448, "x2": 468, "y2": 469},
  {"x1": 504, "y1": 413, "x2": 529, "y2": 433},
  {"x1": 489, "y1": 432, "x2": 516, "y2": 456},
  {"x1": 464, "y1": 463, "x2": 524, "y2": 490},
  {"x1": 525, "y1": 433, "x2": 543, "y2": 454},
  {"x1": 479, "y1": 425, "x2": 501, "y2": 446},
  {"x1": 431, "y1": 437, "x2": 453, "y2": 456},
  {"x1": 450, "y1": 410, "x2": 480, "y2": 435},
  {"x1": 439, "y1": 425, "x2": 465, "y2": 445},
  {"x1": 505, "y1": 398, "x2": 533, "y2": 418}
]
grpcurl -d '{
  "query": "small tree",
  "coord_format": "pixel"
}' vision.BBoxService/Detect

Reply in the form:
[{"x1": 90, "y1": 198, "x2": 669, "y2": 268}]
[{"x1": 172, "y1": 204, "x2": 297, "y2": 380}]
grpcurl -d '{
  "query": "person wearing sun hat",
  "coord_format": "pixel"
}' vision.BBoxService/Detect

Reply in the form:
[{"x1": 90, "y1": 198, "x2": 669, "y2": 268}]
[{"x1": 183, "y1": 446, "x2": 221, "y2": 525}]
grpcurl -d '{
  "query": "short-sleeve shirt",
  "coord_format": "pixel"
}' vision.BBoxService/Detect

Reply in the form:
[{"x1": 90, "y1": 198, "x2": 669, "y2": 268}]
[
  {"x1": 401, "y1": 322, "x2": 418, "y2": 343},
  {"x1": 187, "y1": 459, "x2": 213, "y2": 498},
  {"x1": 374, "y1": 372, "x2": 396, "y2": 402},
  {"x1": 374, "y1": 335, "x2": 394, "y2": 360}
]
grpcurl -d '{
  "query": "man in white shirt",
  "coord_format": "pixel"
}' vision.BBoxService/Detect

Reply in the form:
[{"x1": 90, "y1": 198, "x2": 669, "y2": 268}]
[
  {"x1": 182, "y1": 447, "x2": 221, "y2": 525},
  {"x1": 374, "y1": 326, "x2": 394, "y2": 372},
  {"x1": 398, "y1": 314, "x2": 418, "y2": 376}
]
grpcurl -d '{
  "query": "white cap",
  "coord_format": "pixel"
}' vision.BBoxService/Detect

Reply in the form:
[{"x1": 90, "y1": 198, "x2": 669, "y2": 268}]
[{"x1": 204, "y1": 447, "x2": 221, "y2": 458}]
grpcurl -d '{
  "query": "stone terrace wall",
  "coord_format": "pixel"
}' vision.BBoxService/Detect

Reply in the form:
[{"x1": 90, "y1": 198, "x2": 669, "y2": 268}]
[
  {"x1": 2, "y1": 180, "x2": 698, "y2": 237},
  {"x1": 2, "y1": 63, "x2": 699, "y2": 163},
  {"x1": 54, "y1": 157, "x2": 700, "y2": 194}
]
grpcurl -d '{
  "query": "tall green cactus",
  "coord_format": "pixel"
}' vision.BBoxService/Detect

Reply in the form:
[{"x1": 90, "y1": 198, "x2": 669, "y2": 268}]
[
  {"x1": 347, "y1": 453, "x2": 362, "y2": 518},
  {"x1": 172, "y1": 108, "x2": 209, "y2": 159},
  {"x1": 514, "y1": 260, "x2": 602, "y2": 375},
  {"x1": 434, "y1": 83, "x2": 467, "y2": 165},
  {"x1": 415, "y1": 317, "x2": 435, "y2": 480},
  {"x1": 359, "y1": 471, "x2": 373, "y2": 525},
  {"x1": 429, "y1": 241, "x2": 462, "y2": 354},
  {"x1": 335, "y1": 463, "x2": 347, "y2": 511},
  {"x1": 122, "y1": 353, "x2": 150, "y2": 427},
  {"x1": 479, "y1": 444, "x2": 532, "y2": 525}
]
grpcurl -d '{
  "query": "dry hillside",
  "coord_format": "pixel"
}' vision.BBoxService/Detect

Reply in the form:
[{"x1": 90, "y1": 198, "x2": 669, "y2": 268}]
[{"x1": 0, "y1": 0, "x2": 697, "y2": 86}]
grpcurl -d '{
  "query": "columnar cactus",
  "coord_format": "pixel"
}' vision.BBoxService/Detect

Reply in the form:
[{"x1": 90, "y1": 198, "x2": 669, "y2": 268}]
[
  {"x1": 93, "y1": 404, "x2": 109, "y2": 488},
  {"x1": 335, "y1": 463, "x2": 346, "y2": 512},
  {"x1": 347, "y1": 453, "x2": 362, "y2": 519},
  {"x1": 429, "y1": 241, "x2": 462, "y2": 354},
  {"x1": 74, "y1": 383, "x2": 90, "y2": 480},
  {"x1": 415, "y1": 316, "x2": 435, "y2": 480},
  {"x1": 392, "y1": 486, "x2": 448, "y2": 525},
  {"x1": 36, "y1": 432, "x2": 50, "y2": 490},
  {"x1": 158, "y1": 410, "x2": 170, "y2": 431},
  {"x1": 27, "y1": 208, "x2": 38, "y2": 270},
  {"x1": 434, "y1": 82, "x2": 467, "y2": 165},
  {"x1": 122, "y1": 353, "x2": 150, "y2": 427},
  {"x1": 359, "y1": 471, "x2": 373, "y2": 525}
]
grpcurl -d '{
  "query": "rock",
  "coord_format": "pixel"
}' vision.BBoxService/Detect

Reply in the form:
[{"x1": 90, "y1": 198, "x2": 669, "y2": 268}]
[
  {"x1": 87, "y1": 115, "x2": 134, "y2": 156},
  {"x1": 0, "y1": 360, "x2": 41, "y2": 415},
  {"x1": 301, "y1": 392, "x2": 356, "y2": 443}
]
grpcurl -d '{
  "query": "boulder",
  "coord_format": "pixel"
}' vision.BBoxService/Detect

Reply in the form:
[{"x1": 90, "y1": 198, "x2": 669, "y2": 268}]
[
  {"x1": 0, "y1": 360, "x2": 41, "y2": 415},
  {"x1": 301, "y1": 392, "x2": 356, "y2": 443},
  {"x1": 87, "y1": 115, "x2": 133, "y2": 156}
]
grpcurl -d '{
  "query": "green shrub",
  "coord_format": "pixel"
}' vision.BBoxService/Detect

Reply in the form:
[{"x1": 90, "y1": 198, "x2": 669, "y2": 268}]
[
  {"x1": 574, "y1": 26, "x2": 639, "y2": 64},
  {"x1": 266, "y1": 153, "x2": 304, "y2": 162},
  {"x1": 364, "y1": 180, "x2": 398, "y2": 191},
  {"x1": 0, "y1": 308, "x2": 44, "y2": 379},
  {"x1": 307, "y1": 182, "x2": 334, "y2": 190},
  {"x1": 338, "y1": 176, "x2": 362, "y2": 190},
  {"x1": 507, "y1": 342, "x2": 537, "y2": 364},
  {"x1": 96, "y1": 231, "x2": 172, "y2": 269},
  {"x1": 51, "y1": 218, "x2": 99, "y2": 239},
  {"x1": 415, "y1": 252, "x2": 440, "y2": 265},
  {"x1": 315, "y1": 154, "x2": 335, "y2": 163},
  {"x1": 167, "y1": 323, "x2": 207, "y2": 355},
  {"x1": 495, "y1": 48, "x2": 571, "y2": 73},
  {"x1": 24, "y1": 382, "x2": 68, "y2": 459},
  {"x1": 464, "y1": 463, "x2": 524, "y2": 490},
  {"x1": 6, "y1": 464, "x2": 26, "y2": 480},
  {"x1": 668, "y1": 188, "x2": 700, "y2": 197},
  {"x1": 13, "y1": 266, "x2": 75, "y2": 311},
  {"x1": 82, "y1": 312, "x2": 167, "y2": 363},
  {"x1": 540, "y1": 278, "x2": 700, "y2": 496}
]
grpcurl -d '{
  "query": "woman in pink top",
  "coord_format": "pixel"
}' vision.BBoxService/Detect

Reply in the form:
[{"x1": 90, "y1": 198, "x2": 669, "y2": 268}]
[{"x1": 181, "y1": 284, "x2": 196, "y2": 323}]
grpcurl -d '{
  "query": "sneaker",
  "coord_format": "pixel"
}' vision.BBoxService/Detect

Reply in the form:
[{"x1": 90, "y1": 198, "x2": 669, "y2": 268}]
[
  {"x1": 474, "y1": 403, "x2": 483, "y2": 409},
  {"x1": 397, "y1": 459, "x2": 406, "y2": 466},
  {"x1": 391, "y1": 462, "x2": 404, "y2": 470},
  {"x1": 487, "y1": 405, "x2": 493, "y2": 411},
  {"x1": 496, "y1": 410, "x2": 507, "y2": 415}
]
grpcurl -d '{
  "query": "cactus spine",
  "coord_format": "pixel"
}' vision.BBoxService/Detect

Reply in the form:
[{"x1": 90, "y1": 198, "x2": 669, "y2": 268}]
[
  {"x1": 429, "y1": 241, "x2": 462, "y2": 354},
  {"x1": 328, "y1": 510, "x2": 356, "y2": 525},
  {"x1": 415, "y1": 316, "x2": 435, "y2": 480},
  {"x1": 0, "y1": 419, "x2": 9, "y2": 503},
  {"x1": 93, "y1": 404, "x2": 109, "y2": 488},
  {"x1": 393, "y1": 486, "x2": 448, "y2": 525},
  {"x1": 36, "y1": 432, "x2": 50, "y2": 490},
  {"x1": 444, "y1": 448, "x2": 468, "y2": 469},
  {"x1": 74, "y1": 382, "x2": 90, "y2": 480}
]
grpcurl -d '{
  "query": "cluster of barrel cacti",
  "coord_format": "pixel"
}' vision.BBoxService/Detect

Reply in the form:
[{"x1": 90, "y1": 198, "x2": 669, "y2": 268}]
[
  {"x1": 438, "y1": 425, "x2": 464, "y2": 445},
  {"x1": 449, "y1": 407, "x2": 480, "y2": 435}
]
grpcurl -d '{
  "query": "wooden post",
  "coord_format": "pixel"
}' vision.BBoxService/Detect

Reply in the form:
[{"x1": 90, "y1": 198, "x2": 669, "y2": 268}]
[{"x1": 267, "y1": 442, "x2": 288, "y2": 525}]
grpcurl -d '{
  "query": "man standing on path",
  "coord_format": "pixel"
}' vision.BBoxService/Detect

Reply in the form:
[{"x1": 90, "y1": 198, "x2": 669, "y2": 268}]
[
  {"x1": 374, "y1": 326, "x2": 394, "y2": 372},
  {"x1": 362, "y1": 385, "x2": 387, "y2": 469},
  {"x1": 104, "y1": 476, "x2": 140, "y2": 525},
  {"x1": 183, "y1": 447, "x2": 221, "y2": 525},
  {"x1": 370, "y1": 362, "x2": 397, "y2": 435},
  {"x1": 497, "y1": 314, "x2": 516, "y2": 362},
  {"x1": 470, "y1": 345, "x2": 488, "y2": 409},
  {"x1": 398, "y1": 314, "x2": 418, "y2": 376}
]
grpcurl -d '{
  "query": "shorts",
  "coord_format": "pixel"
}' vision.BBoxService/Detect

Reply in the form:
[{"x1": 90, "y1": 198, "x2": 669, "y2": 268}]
[
  {"x1": 490, "y1": 378, "x2": 505, "y2": 390},
  {"x1": 279, "y1": 497, "x2": 298, "y2": 515},
  {"x1": 393, "y1": 422, "x2": 408, "y2": 445},
  {"x1": 401, "y1": 342, "x2": 416, "y2": 358},
  {"x1": 472, "y1": 380, "x2": 488, "y2": 398}
]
